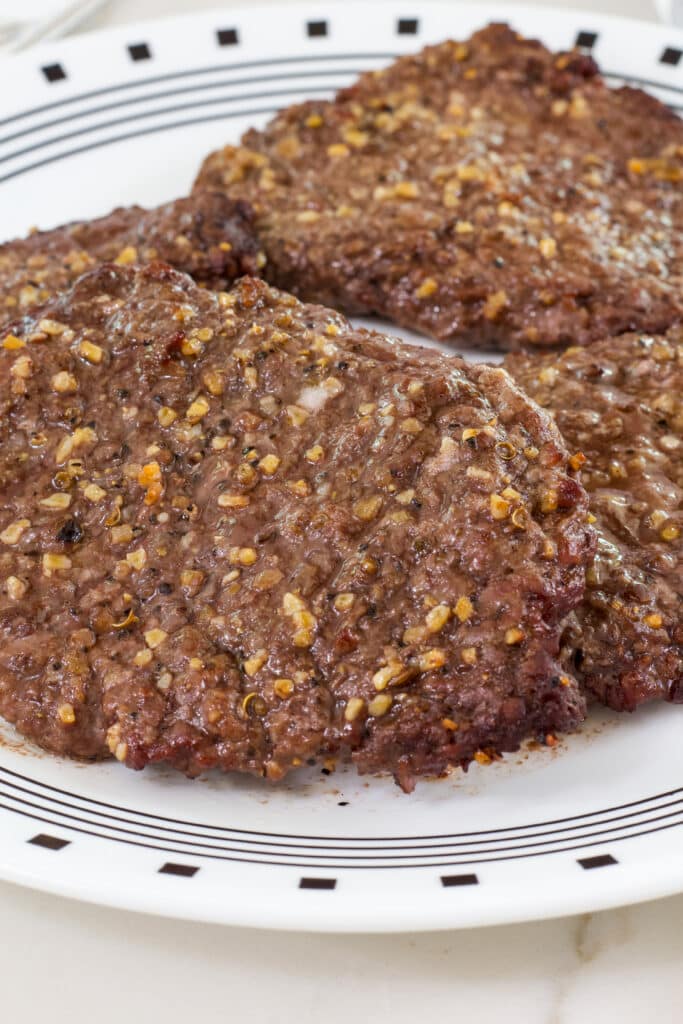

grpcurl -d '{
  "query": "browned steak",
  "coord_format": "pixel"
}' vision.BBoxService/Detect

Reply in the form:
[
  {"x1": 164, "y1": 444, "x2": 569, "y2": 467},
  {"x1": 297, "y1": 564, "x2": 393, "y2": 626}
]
[
  {"x1": 505, "y1": 330, "x2": 683, "y2": 711},
  {"x1": 195, "y1": 23, "x2": 683, "y2": 351},
  {"x1": 0, "y1": 264, "x2": 594, "y2": 790},
  {"x1": 0, "y1": 191, "x2": 263, "y2": 328}
]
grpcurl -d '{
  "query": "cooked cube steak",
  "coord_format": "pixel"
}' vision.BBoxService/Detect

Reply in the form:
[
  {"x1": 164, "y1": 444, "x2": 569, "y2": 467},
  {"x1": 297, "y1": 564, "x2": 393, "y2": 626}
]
[
  {"x1": 194, "y1": 23, "x2": 683, "y2": 351},
  {"x1": 505, "y1": 330, "x2": 683, "y2": 711},
  {"x1": 0, "y1": 264, "x2": 595, "y2": 789},
  {"x1": 0, "y1": 191, "x2": 264, "y2": 328}
]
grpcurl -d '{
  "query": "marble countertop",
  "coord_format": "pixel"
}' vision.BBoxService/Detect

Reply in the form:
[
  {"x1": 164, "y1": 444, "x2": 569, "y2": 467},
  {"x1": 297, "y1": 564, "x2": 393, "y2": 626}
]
[
  {"x1": 2, "y1": 879, "x2": 682, "y2": 1022},
  {"x1": 2, "y1": 1, "x2": 682, "y2": 1021}
]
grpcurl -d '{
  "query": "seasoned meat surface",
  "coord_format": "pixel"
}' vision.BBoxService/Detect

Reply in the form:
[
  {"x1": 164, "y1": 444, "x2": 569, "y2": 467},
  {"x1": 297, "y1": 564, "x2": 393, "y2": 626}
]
[
  {"x1": 195, "y1": 23, "x2": 683, "y2": 351},
  {"x1": 0, "y1": 191, "x2": 263, "y2": 328},
  {"x1": 0, "y1": 265, "x2": 595, "y2": 789},
  {"x1": 505, "y1": 330, "x2": 683, "y2": 710}
]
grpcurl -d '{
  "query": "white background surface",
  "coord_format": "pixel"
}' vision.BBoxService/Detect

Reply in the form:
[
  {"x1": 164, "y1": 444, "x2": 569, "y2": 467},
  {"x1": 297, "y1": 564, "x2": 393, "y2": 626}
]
[{"x1": 1, "y1": 1, "x2": 682, "y2": 1020}]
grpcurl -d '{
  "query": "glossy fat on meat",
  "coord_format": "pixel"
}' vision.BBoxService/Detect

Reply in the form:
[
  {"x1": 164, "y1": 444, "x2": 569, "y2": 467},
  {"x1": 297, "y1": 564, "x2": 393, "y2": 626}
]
[{"x1": 505, "y1": 330, "x2": 683, "y2": 710}]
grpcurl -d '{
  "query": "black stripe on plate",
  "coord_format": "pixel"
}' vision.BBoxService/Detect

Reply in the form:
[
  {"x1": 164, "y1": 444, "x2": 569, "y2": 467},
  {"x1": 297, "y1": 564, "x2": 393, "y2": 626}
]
[
  {"x1": 1, "y1": 53, "x2": 396, "y2": 130},
  {"x1": 0, "y1": 67, "x2": 365, "y2": 149},
  {"x1": 1, "y1": 764, "x2": 681, "y2": 846},
  {"x1": 159, "y1": 862, "x2": 199, "y2": 877},
  {"x1": 578, "y1": 854, "x2": 617, "y2": 870},
  {"x1": 216, "y1": 28, "x2": 239, "y2": 47},
  {"x1": 660, "y1": 47, "x2": 682, "y2": 67},
  {"x1": 0, "y1": 78, "x2": 351, "y2": 167},
  {"x1": 575, "y1": 30, "x2": 598, "y2": 50},
  {"x1": 3, "y1": 769, "x2": 683, "y2": 858},
  {"x1": 41, "y1": 64, "x2": 67, "y2": 83},
  {"x1": 128, "y1": 43, "x2": 152, "y2": 62},
  {"x1": 28, "y1": 832, "x2": 69, "y2": 851},
  {"x1": 397, "y1": 18, "x2": 419, "y2": 35},
  {"x1": 4, "y1": 59, "x2": 678, "y2": 163},
  {"x1": 441, "y1": 873, "x2": 478, "y2": 887},
  {"x1": 4, "y1": 796, "x2": 682, "y2": 869},
  {"x1": 299, "y1": 877, "x2": 336, "y2": 889},
  {"x1": 6, "y1": 50, "x2": 677, "y2": 131},
  {"x1": 307, "y1": 21, "x2": 328, "y2": 38},
  {"x1": 0, "y1": 104, "x2": 285, "y2": 184}
]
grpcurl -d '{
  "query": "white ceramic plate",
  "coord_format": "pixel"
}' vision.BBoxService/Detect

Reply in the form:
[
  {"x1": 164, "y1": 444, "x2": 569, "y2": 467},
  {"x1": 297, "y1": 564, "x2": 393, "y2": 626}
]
[{"x1": 1, "y1": 1, "x2": 682, "y2": 933}]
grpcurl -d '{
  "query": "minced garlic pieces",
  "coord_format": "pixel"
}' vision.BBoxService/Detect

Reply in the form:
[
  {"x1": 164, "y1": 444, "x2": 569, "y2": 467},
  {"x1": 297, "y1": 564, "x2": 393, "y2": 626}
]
[
  {"x1": 84, "y1": 484, "x2": 107, "y2": 502},
  {"x1": 395, "y1": 489, "x2": 415, "y2": 506},
  {"x1": 274, "y1": 678, "x2": 294, "y2": 699},
  {"x1": 568, "y1": 452, "x2": 586, "y2": 471},
  {"x1": 483, "y1": 290, "x2": 508, "y2": 320},
  {"x1": 286, "y1": 405, "x2": 309, "y2": 427},
  {"x1": 38, "y1": 318, "x2": 67, "y2": 336},
  {"x1": 137, "y1": 460, "x2": 162, "y2": 505},
  {"x1": 55, "y1": 426, "x2": 97, "y2": 465},
  {"x1": 244, "y1": 650, "x2": 268, "y2": 676},
  {"x1": 419, "y1": 649, "x2": 446, "y2": 672},
  {"x1": 415, "y1": 277, "x2": 438, "y2": 299},
  {"x1": 79, "y1": 340, "x2": 104, "y2": 364},
  {"x1": 186, "y1": 396, "x2": 210, "y2": 423},
  {"x1": 353, "y1": 495, "x2": 383, "y2": 521},
  {"x1": 229, "y1": 547, "x2": 258, "y2": 566},
  {"x1": 368, "y1": 693, "x2": 392, "y2": 717},
  {"x1": 218, "y1": 493, "x2": 250, "y2": 509},
  {"x1": 344, "y1": 697, "x2": 365, "y2": 722},
  {"x1": 305, "y1": 445, "x2": 324, "y2": 463},
  {"x1": 114, "y1": 245, "x2": 138, "y2": 265},
  {"x1": 454, "y1": 595, "x2": 474, "y2": 622},
  {"x1": 538, "y1": 237, "x2": 557, "y2": 259},
  {"x1": 372, "y1": 662, "x2": 405, "y2": 692},
  {"x1": 144, "y1": 628, "x2": 168, "y2": 649},
  {"x1": 505, "y1": 627, "x2": 525, "y2": 646},
  {"x1": 282, "y1": 591, "x2": 317, "y2": 648},
  {"x1": 333, "y1": 592, "x2": 355, "y2": 612},
  {"x1": 126, "y1": 547, "x2": 147, "y2": 570},
  {"x1": 58, "y1": 703, "x2": 76, "y2": 725},
  {"x1": 5, "y1": 576, "x2": 28, "y2": 600},
  {"x1": 0, "y1": 524, "x2": 29, "y2": 548},
  {"x1": 258, "y1": 453, "x2": 281, "y2": 475},
  {"x1": 110, "y1": 524, "x2": 134, "y2": 545},
  {"x1": 42, "y1": 553, "x2": 72, "y2": 574},
  {"x1": 425, "y1": 604, "x2": 451, "y2": 634},
  {"x1": 52, "y1": 370, "x2": 78, "y2": 393},
  {"x1": 490, "y1": 493, "x2": 512, "y2": 520},
  {"x1": 11, "y1": 355, "x2": 32, "y2": 379},
  {"x1": 403, "y1": 625, "x2": 427, "y2": 645},
  {"x1": 540, "y1": 490, "x2": 559, "y2": 514},
  {"x1": 2, "y1": 334, "x2": 25, "y2": 350},
  {"x1": 107, "y1": 725, "x2": 128, "y2": 762},
  {"x1": 39, "y1": 493, "x2": 72, "y2": 510}
]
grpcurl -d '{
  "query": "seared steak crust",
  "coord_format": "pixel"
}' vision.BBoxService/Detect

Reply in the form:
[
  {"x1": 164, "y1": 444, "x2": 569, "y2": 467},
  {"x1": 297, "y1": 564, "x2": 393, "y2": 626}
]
[
  {"x1": 195, "y1": 23, "x2": 683, "y2": 351},
  {"x1": 0, "y1": 191, "x2": 263, "y2": 328},
  {"x1": 0, "y1": 265, "x2": 594, "y2": 788}
]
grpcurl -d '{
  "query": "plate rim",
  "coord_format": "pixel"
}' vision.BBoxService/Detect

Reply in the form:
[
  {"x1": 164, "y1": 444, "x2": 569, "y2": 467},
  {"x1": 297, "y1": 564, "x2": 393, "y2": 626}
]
[{"x1": 0, "y1": 0, "x2": 682, "y2": 932}]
